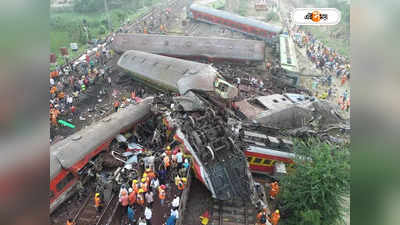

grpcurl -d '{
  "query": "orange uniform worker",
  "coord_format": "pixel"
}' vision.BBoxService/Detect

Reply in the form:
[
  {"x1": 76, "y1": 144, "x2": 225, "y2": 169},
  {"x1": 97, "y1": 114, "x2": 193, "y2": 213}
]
[
  {"x1": 256, "y1": 209, "x2": 268, "y2": 225},
  {"x1": 58, "y1": 91, "x2": 65, "y2": 100},
  {"x1": 268, "y1": 210, "x2": 280, "y2": 225},
  {"x1": 144, "y1": 27, "x2": 148, "y2": 34},
  {"x1": 50, "y1": 86, "x2": 57, "y2": 95},
  {"x1": 177, "y1": 177, "x2": 185, "y2": 191},
  {"x1": 128, "y1": 188, "x2": 136, "y2": 206},
  {"x1": 165, "y1": 145, "x2": 172, "y2": 155},
  {"x1": 341, "y1": 74, "x2": 347, "y2": 86},
  {"x1": 158, "y1": 184, "x2": 166, "y2": 205},
  {"x1": 163, "y1": 154, "x2": 170, "y2": 169},
  {"x1": 94, "y1": 193, "x2": 103, "y2": 212},
  {"x1": 146, "y1": 168, "x2": 156, "y2": 181},
  {"x1": 269, "y1": 181, "x2": 279, "y2": 200},
  {"x1": 114, "y1": 100, "x2": 120, "y2": 112},
  {"x1": 132, "y1": 179, "x2": 139, "y2": 193},
  {"x1": 140, "y1": 177, "x2": 148, "y2": 193},
  {"x1": 137, "y1": 189, "x2": 145, "y2": 206},
  {"x1": 66, "y1": 218, "x2": 75, "y2": 225}
]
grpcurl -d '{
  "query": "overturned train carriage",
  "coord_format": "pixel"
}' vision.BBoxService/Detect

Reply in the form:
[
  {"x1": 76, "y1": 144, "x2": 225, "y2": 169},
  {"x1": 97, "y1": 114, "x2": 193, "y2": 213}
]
[
  {"x1": 111, "y1": 33, "x2": 266, "y2": 63},
  {"x1": 50, "y1": 99, "x2": 153, "y2": 214},
  {"x1": 117, "y1": 50, "x2": 238, "y2": 98},
  {"x1": 189, "y1": 3, "x2": 282, "y2": 44}
]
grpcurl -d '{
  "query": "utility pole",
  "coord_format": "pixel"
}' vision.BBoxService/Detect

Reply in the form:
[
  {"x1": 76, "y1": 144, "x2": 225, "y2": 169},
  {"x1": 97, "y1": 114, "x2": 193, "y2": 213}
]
[{"x1": 104, "y1": 0, "x2": 112, "y2": 31}]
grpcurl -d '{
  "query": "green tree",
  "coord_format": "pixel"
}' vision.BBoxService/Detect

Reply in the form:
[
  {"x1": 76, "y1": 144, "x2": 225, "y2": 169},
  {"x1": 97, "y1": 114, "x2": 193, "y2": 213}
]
[{"x1": 278, "y1": 139, "x2": 350, "y2": 225}]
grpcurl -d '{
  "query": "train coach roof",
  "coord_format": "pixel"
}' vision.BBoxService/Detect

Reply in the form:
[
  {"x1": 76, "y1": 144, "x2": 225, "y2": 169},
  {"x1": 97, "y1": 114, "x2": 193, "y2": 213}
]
[
  {"x1": 50, "y1": 98, "x2": 152, "y2": 172},
  {"x1": 118, "y1": 50, "x2": 218, "y2": 95},
  {"x1": 190, "y1": 4, "x2": 282, "y2": 33},
  {"x1": 50, "y1": 153, "x2": 62, "y2": 180},
  {"x1": 111, "y1": 34, "x2": 265, "y2": 61}
]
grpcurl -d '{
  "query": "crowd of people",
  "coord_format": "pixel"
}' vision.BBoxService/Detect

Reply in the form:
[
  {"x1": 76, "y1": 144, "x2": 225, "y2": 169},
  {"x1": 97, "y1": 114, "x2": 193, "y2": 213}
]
[
  {"x1": 49, "y1": 41, "x2": 114, "y2": 130},
  {"x1": 255, "y1": 181, "x2": 281, "y2": 225},
  {"x1": 288, "y1": 25, "x2": 351, "y2": 112},
  {"x1": 92, "y1": 144, "x2": 190, "y2": 225}
]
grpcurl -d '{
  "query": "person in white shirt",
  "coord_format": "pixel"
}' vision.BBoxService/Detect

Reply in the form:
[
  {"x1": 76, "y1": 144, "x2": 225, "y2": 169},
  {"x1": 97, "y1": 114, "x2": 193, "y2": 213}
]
[
  {"x1": 144, "y1": 207, "x2": 152, "y2": 225},
  {"x1": 170, "y1": 208, "x2": 179, "y2": 219},
  {"x1": 171, "y1": 196, "x2": 180, "y2": 210},
  {"x1": 50, "y1": 78, "x2": 55, "y2": 86},
  {"x1": 176, "y1": 151, "x2": 183, "y2": 169},
  {"x1": 138, "y1": 217, "x2": 147, "y2": 225},
  {"x1": 150, "y1": 177, "x2": 159, "y2": 191}
]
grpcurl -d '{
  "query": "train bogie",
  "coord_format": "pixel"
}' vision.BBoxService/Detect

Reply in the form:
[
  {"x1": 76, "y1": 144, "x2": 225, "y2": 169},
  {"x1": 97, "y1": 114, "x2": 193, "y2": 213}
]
[
  {"x1": 50, "y1": 99, "x2": 153, "y2": 214},
  {"x1": 189, "y1": 4, "x2": 282, "y2": 43},
  {"x1": 111, "y1": 34, "x2": 265, "y2": 63}
]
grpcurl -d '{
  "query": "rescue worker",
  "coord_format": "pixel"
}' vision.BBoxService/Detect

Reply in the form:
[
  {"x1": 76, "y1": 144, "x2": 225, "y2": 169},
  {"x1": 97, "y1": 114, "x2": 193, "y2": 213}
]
[
  {"x1": 141, "y1": 177, "x2": 149, "y2": 193},
  {"x1": 144, "y1": 27, "x2": 148, "y2": 34},
  {"x1": 128, "y1": 188, "x2": 136, "y2": 206},
  {"x1": 66, "y1": 218, "x2": 75, "y2": 225},
  {"x1": 165, "y1": 145, "x2": 172, "y2": 155},
  {"x1": 177, "y1": 177, "x2": 185, "y2": 192},
  {"x1": 137, "y1": 189, "x2": 145, "y2": 206},
  {"x1": 268, "y1": 210, "x2": 280, "y2": 225},
  {"x1": 94, "y1": 193, "x2": 103, "y2": 212},
  {"x1": 269, "y1": 181, "x2": 280, "y2": 200},
  {"x1": 158, "y1": 184, "x2": 166, "y2": 206},
  {"x1": 345, "y1": 98, "x2": 350, "y2": 112},
  {"x1": 341, "y1": 74, "x2": 347, "y2": 86},
  {"x1": 132, "y1": 179, "x2": 139, "y2": 193},
  {"x1": 147, "y1": 168, "x2": 156, "y2": 181},
  {"x1": 163, "y1": 154, "x2": 170, "y2": 173},
  {"x1": 114, "y1": 100, "x2": 120, "y2": 112},
  {"x1": 256, "y1": 209, "x2": 268, "y2": 225}
]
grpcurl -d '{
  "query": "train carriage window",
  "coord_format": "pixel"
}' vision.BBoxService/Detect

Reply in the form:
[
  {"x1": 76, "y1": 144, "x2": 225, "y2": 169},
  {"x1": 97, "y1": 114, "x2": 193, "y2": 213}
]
[
  {"x1": 56, "y1": 172, "x2": 75, "y2": 192},
  {"x1": 253, "y1": 157, "x2": 263, "y2": 164},
  {"x1": 49, "y1": 191, "x2": 54, "y2": 199},
  {"x1": 247, "y1": 156, "x2": 253, "y2": 162},
  {"x1": 262, "y1": 159, "x2": 273, "y2": 165}
]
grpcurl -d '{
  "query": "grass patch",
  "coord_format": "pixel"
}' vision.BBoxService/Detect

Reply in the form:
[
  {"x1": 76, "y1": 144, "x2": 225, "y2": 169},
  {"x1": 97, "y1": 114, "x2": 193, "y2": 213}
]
[
  {"x1": 237, "y1": 0, "x2": 248, "y2": 16},
  {"x1": 208, "y1": 0, "x2": 225, "y2": 9},
  {"x1": 50, "y1": 3, "x2": 158, "y2": 66},
  {"x1": 302, "y1": 26, "x2": 350, "y2": 58}
]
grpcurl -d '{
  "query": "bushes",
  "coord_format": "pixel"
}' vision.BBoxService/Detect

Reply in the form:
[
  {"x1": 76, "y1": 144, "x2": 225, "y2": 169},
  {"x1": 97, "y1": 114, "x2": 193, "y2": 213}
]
[
  {"x1": 278, "y1": 139, "x2": 350, "y2": 225},
  {"x1": 266, "y1": 11, "x2": 279, "y2": 22}
]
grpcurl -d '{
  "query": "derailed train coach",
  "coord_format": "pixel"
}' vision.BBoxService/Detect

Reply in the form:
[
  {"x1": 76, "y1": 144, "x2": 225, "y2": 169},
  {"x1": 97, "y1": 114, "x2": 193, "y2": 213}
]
[
  {"x1": 189, "y1": 3, "x2": 283, "y2": 45},
  {"x1": 50, "y1": 99, "x2": 153, "y2": 214},
  {"x1": 111, "y1": 33, "x2": 266, "y2": 64},
  {"x1": 117, "y1": 50, "x2": 238, "y2": 99}
]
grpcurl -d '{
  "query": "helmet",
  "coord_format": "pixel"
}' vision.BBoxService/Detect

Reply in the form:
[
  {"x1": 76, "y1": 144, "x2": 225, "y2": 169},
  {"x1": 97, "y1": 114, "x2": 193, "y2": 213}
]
[
  {"x1": 129, "y1": 188, "x2": 133, "y2": 193},
  {"x1": 167, "y1": 146, "x2": 171, "y2": 150},
  {"x1": 141, "y1": 178, "x2": 146, "y2": 182},
  {"x1": 95, "y1": 193, "x2": 100, "y2": 197},
  {"x1": 160, "y1": 184, "x2": 166, "y2": 190},
  {"x1": 275, "y1": 210, "x2": 279, "y2": 214},
  {"x1": 143, "y1": 173, "x2": 147, "y2": 178},
  {"x1": 133, "y1": 179, "x2": 138, "y2": 183},
  {"x1": 146, "y1": 168, "x2": 151, "y2": 172},
  {"x1": 138, "y1": 189, "x2": 144, "y2": 193},
  {"x1": 182, "y1": 178, "x2": 187, "y2": 183}
]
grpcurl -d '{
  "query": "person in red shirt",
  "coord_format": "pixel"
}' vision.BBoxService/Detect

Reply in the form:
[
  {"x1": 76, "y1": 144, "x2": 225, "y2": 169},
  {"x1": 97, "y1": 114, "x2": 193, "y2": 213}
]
[{"x1": 114, "y1": 100, "x2": 120, "y2": 112}]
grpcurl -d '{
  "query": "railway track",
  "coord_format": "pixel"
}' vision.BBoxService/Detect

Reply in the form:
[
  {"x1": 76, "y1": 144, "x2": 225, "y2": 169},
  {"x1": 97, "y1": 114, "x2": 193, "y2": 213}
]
[
  {"x1": 73, "y1": 191, "x2": 119, "y2": 225},
  {"x1": 210, "y1": 199, "x2": 258, "y2": 225}
]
